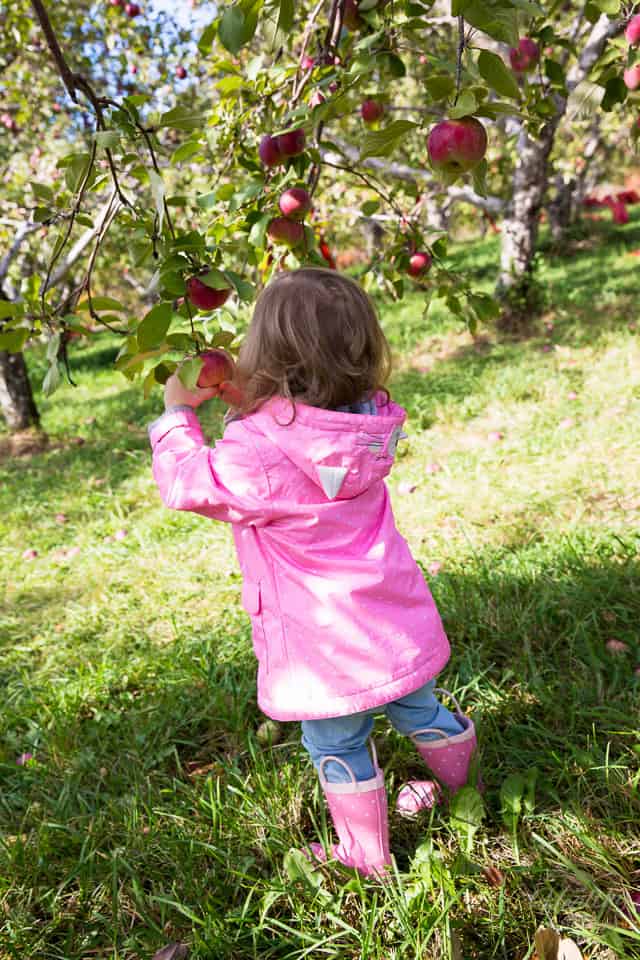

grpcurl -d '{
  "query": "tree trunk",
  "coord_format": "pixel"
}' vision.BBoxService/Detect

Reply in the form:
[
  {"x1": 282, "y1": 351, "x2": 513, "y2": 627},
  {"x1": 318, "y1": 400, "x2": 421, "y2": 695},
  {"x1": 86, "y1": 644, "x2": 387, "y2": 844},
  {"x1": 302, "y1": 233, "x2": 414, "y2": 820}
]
[
  {"x1": 548, "y1": 173, "x2": 576, "y2": 245},
  {"x1": 497, "y1": 123, "x2": 558, "y2": 331},
  {"x1": 0, "y1": 350, "x2": 41, "y2": 432}
]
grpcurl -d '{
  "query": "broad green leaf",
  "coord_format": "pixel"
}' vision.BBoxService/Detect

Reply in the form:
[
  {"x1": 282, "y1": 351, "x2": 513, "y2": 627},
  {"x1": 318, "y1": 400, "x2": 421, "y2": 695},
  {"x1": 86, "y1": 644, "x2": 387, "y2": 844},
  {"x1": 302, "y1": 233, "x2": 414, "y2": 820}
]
[
  {"x1": 171, "y1": 140, "x2": 203, "y2": 164},
  {"x1": 361, "y1": 200, "x2": 380, "y2": 216},
  {"x1": 601, "y1": 75, "x2": 626, "y2": 111},
  {"x1": 248, "y1": 213, "x2": 272, "y2": 249},
  {"x1": 593, "y1": 0, "x2": 620, "y2": 11},
  {"x1": 159, "y1": 106, "x2": 208, "y2": 131},
  {"x1": 545, "y1": 59, "x2": 566, "y2": 86},
  {"x1": 218, "y1": 6, "x2": 246, "y2": 54},
  {"x1": 500, "y1": 773, "x2": 525, "y2": 832},
  {"x1": 31, "y1": 183, "x2": 53, "y2": 201},
  {"x1": 449, "y1": 90, "x2": 478, "y2": 119},
  {"x1": 360, "y1": 120, "x2": 418, "y2": 159},
  {"x1": 65, "y1": 152, "x2": 93, "y2": 193},
  {"x1": 216, "y1": 75, "x2": 245, "y2": 96},
  {"x1": 211, "y1": 330, "x2": 236, "y2": 348},
  {"x1": 46, "y1": 332, "x2": 61, "y2": 363},
  {"x1": 283, "y1": 848, "x2": 323, "y2": 889},
  {"x1": 455, "y1": 0, "x2": 518, "y2": 45},
  {"x1": 424, "y1": 74, "x2": 456, "y2": 101},
  {"x1": 0, "y1": 301, "x2": 21, "y2": 320},
  {"x1": 93, "y1": 130, "x2": 121, "y2": 149},
  {"x1": 42, "y1": 360, "x2": 61, "y2": 397},
  {"x1": 0, "y1": 328, "x2": 29, "y2": 352},
  {"x1": 223, "y1": 270, "x2": 255, "y2": 302},
  {"x1": 449, "y1": 786, "x2": 485, "y2": 854},
  {"x1": 196, "y1": 190, "x2": 220, "y2": 211},
  {"x1": 199, "y1": 269, "x2": 229, "y2": 291},
  {"x1": 153, "y1": 361, "x2": 176, "y2": 384},
  {"x1": 77, "y1": 296, "x2": 126, "y2": 312},
  {"x1": 137, "y1": 302, "x2": 173, "y2": 351},
  {"x1": 276, "y1": 0, "x2": 294, "y2": 34},
  {"x1": 167, "y1": 333, "x2": 195, "y2": 350},
  {"x1": 178, "y1": 356, "x2": 204, "y2": 391},
  {"x1": 33, "y1": 207, "x2": 52, "y2": 223},
  {"x1": 199, "y1": 21, "x2": 217, "y2": 53},
  {"x1": 478, "y1": 50, "x2": 520, "y2": 100}
]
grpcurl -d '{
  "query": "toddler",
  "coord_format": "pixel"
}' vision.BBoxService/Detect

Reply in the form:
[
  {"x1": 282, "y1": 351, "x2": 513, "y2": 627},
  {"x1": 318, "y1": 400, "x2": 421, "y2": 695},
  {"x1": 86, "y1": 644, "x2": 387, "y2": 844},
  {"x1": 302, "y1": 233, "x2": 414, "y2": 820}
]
[{"x1": 149, "y1": 268, "x2": 478, "y2": 877}]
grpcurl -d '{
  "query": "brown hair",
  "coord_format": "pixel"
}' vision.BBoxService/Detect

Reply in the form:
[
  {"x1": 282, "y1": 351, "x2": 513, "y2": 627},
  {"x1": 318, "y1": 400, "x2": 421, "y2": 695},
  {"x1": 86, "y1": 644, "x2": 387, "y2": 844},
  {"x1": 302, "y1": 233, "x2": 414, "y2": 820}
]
[{"x1": 234, "y1": 267, "x2": 391, "y2": 415}]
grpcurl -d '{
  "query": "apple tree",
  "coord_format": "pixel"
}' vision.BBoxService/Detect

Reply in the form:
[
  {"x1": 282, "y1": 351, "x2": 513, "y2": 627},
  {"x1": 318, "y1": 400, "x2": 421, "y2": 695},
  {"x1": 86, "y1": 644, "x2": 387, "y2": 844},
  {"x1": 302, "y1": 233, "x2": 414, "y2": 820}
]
[{"x1": 0, "y1": 0, "x2": 633, "y2": 429}]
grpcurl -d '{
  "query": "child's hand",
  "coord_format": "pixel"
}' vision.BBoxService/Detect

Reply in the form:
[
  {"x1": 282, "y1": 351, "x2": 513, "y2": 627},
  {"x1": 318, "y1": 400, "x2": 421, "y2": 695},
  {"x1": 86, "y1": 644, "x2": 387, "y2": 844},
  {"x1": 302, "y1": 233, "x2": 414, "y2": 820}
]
[{"x1": 164, "y1": 373, "x2": 217, "y2": 410}]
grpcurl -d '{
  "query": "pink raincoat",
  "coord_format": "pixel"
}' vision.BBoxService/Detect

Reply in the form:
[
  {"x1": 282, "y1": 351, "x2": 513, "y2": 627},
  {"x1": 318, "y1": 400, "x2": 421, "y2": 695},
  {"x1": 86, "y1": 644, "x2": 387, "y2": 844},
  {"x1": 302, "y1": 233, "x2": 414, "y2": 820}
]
[{"x1": 149, "y1": 394, "x2": 450, "y2": 720}]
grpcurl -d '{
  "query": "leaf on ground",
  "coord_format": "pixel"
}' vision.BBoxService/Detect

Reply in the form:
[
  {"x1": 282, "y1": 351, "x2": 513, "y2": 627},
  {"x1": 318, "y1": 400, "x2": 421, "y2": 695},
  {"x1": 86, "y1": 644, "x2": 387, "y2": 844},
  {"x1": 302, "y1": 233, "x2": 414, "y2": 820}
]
[{"x1": 152, "y1": 943, "x2": 189, "y2": 960}]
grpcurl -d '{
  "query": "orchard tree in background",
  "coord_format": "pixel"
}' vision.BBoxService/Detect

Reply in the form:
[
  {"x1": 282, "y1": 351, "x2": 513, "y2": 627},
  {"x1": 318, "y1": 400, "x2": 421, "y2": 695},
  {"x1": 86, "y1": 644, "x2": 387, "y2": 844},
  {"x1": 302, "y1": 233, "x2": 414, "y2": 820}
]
[{"x1": 0, "y1": 0, "x2": 636, "y2": 437}]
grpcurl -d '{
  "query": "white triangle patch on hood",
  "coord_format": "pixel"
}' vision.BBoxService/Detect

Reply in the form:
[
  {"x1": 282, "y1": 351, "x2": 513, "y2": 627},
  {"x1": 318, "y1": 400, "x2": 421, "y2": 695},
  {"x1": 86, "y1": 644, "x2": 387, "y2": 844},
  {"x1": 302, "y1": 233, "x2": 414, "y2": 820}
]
[{"x1": 316, "y1": 464, "x2": 348, "y2": 500}]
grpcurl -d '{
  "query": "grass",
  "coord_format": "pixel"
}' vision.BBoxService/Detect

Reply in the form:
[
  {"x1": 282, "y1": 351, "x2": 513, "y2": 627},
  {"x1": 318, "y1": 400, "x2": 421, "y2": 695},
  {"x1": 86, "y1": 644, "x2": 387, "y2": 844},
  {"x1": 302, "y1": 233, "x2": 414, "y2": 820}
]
[{"x1": 1, "y1": 214, "x2": 640, "y2": 959}]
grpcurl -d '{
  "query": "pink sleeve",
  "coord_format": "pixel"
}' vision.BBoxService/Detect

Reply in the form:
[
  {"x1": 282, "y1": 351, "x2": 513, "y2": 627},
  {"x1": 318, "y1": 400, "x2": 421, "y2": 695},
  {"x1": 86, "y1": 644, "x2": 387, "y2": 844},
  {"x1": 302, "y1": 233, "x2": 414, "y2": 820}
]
[{"x1": 149, "y1": 407, "x2": 271, "y2": 525}]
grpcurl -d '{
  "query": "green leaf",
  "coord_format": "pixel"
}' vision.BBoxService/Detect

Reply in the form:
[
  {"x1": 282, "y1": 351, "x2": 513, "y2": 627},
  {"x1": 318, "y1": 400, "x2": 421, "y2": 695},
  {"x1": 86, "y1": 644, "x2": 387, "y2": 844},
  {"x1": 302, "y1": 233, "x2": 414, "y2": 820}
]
[
  {"x1": 137, "y1": 302, "x2": 174, "y2": 351},
  {"x1": 449, "y1": 90, "x2": 478, "y2": 120},
  {"x1": 283, "y1": 848, "x2": 323, "y2": 889},
  {"x1": 0, "y1": 301, "x2": 21, "y2": 320},
  {"x1": 46, "y1": 332, "x2": 61, "y2": 363},
  {"x1": 248, "y1": 213, "x2": 272, "y2": 249},
  {"x1": 32, "y1": 207, "x2": 52, "y2": 224},
  {"x1": 77, "y1": 296, "x2": 126, "y2": 312},
  {"x1": 276, "y1": 0, "x2": 295, "y2": 35},
  {"x1": 523, "y1": 767, "x2": 538, "y2": 813},
  {"x1": 198, "y1": 21, "x2": 217, "y2": 53},
  {"x1": 0, "y1": 328, "x2": 29, "y2": 352},
  {"x1": 159, "y1": 106, "x2": 208, "y2": 132},
  {"x1": 361, "y1": 200, "x2": 380, "y2": 216},
  {"x1": 171, "y1": 140, "x2": 204, "y2": 164},
  {"x1": 196, "y1": 190, "x2": 220, "y2": 211},
  {"x1": 153, "y1": 361, "x2": 177, "y2": 385},
  {"x1": 449, "y1": 786, "x2": 485, "y2": 854},
  {"x1": 455, "y1": 0, "x2": 518, "y2": 45},
  {"x1": 216, "y1": 75, "x2": 245, "y2": 96},
  {"x1": 201, "y1": 269, "x2": 229, "y2": 290},
  {"x1": 360, "y1": 120, "x2": 418, "y2": 159},
  {"x1": 500, "y1": 773, "x2": 525, "y2": 832},
  {"x1": 65, "y1": 153, "x2": 93, "y2": 193},
  {"x1": 93, "y1": 130, "x2": 121, "y2": 149},
  {"x1": 593, "y1": 0, "x2": 620, "y2": 11},
  {"x1": 478, "y1": 50, "x2": 520, "y2": 100},
  {"x1": 42, "y1": 360, "x2": 61, "y2": 397},
  {"x1": 544, "y1": 59, "x2": 566, "y2": 86},
  {"x1": 211, "y1": 330, "x2": 236, "y2": 348},
  {"x1": 471, "y1": 158, "x2": 488, "y2": 197},
  {"x1": 178, "y1": 356, "x2": 204, "y2": 391},
  {"x1": 219, "y1": 6, "x2": 246, "y2": 54},
  {"x1": 424, "y1": 75, "x2": 456, "y2": 101},
  {"x1": 31, "y1": 183, "x2": 53, "y2": 202},
  {"x1": 223, "y1": 270, "x2": 255, "y2": 302},
  {"x1": 601, "y1": 76, "x2": 627, "y2": 111}
]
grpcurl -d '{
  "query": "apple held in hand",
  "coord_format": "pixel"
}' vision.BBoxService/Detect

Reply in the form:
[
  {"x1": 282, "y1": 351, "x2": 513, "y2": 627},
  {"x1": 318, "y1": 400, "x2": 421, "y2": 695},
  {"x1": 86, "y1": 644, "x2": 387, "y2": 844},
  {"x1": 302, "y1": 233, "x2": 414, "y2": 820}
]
[
  {"x1": 361, "y1": 99, "x2": 384, "y2": 123},
  {"x1": 267, "y1": 217, "x2": 305, "y2": 248},
  {"x1": 427, "y1": 117, "x2": 487, "y2": 176},
  {"x1": 279, "y1": 187, "x2": 311, "y2": 221},
  {"x1": 509, "y1": 37, "x2": 540, "y2": 73},
  {"x1": 197, "y1": 349, "x2": 235, "y2": 388},
  {"x1": 408, "y1": 251, "x2": 432, "y2": 277},
  {"x1": 186, "y1": 276, "x2": 231, "y2": 311}
]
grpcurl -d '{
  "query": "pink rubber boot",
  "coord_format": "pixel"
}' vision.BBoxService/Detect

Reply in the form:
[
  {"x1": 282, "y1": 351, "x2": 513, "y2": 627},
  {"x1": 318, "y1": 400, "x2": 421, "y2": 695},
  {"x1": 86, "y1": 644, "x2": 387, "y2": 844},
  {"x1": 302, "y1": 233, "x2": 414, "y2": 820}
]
[
  {"x1": 396, "y1": 689, "x2": 478, "y2": 816},
  {"x1": 307, "y1": 745, "x2": 392, "y2": 878}
]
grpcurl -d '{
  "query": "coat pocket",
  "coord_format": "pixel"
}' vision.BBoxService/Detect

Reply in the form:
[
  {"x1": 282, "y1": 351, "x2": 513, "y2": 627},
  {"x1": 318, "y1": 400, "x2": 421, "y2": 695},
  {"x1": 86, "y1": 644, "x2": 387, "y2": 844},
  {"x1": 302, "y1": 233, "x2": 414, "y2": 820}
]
[{"x1": 241, "y1": 580, "x2": 267, "y2": 669}]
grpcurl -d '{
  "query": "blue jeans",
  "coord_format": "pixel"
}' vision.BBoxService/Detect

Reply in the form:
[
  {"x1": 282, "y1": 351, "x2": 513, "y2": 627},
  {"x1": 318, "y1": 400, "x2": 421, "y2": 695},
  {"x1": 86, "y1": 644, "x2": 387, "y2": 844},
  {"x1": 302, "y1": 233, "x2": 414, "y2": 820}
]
[{"x1": 301, "y1": 680, "x2": 465, "y2": 783}]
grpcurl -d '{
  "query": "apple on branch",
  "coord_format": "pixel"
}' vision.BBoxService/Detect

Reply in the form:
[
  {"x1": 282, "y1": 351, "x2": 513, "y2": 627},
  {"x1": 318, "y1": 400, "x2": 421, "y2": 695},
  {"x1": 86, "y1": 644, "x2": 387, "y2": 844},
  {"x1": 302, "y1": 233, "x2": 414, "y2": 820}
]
[
  {"x1": 361, "y1": 99, "x2": 384, "y2": 124},
  {"x1": 276, "y1": 128, "x2": 306, "y2": 158},
  {"x1": 509, "y1": 37, "x2": 540, "y2": 73},
  {"x1": 186, "y1": 276, "x2": 232, "y2": 311},
  {"x1": 427, "y1": 117, "x2": 487, "y2": 178},
  {"x1": 626, "y1": 14, "x2": 640, "y2": 45},
  {"x1": 407, "y1": 251, "x2": 432, "y2": 277},
  {"x1": 267, "y1": 217, "x2": 305, "y2": 248},
  {"x1": 259, "y1": 134, "x2": 284, "y2": 168},
  {"x1": 624, "y1": 66, "x2": 640, "y2": 90},
  {"x1": 278, "y1": 187, "x2": 312, "y2": 221}
]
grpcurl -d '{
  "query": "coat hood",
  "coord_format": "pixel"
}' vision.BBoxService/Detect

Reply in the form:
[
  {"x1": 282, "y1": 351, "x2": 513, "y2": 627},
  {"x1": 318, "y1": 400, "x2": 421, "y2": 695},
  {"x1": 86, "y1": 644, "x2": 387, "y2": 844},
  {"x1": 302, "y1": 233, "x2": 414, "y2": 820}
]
[{"x1": 247, "y1": 392, "x2": 406, "y2": 501}]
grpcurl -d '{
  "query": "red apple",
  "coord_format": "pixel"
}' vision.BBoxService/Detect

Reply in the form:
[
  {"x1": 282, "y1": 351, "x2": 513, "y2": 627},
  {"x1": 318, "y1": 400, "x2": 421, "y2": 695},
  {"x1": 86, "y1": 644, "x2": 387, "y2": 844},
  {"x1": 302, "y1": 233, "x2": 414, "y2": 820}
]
[
  {"x1": 259, "y1": 134, "x2": 284, "y2": 167},
  {"x1": 186, "y1": 277, "x2": 231, "y2": 310},
  {"x1": 624, "y1": 65, "x2": 640, "y2": 90},
  {"x1": 509, "y1": 37, "x2": 540, "y2": 73},
  {"x1": 279, "y1": 187, "x2": 311, "y2": 221},
  {"x1": 343, "y1": 0, "x2": 363, "y2": 30},
  {"x1": 408, "y1": 251, "x2": 432, "y2": 277},
  {"x1": 111, "y1": 0, "x2": 124, "y2": 6},
  {"x1": 197, "y1": 349, "x2": 235, "y2": 388},
  {"x1": 276, "y1": 128, "x2": 306, "y2": 157},
  {"x1": 309, "y1": 89, "x2": 326, "y2": 108},
  {"x1": 125, "y1": 2, "x2": 141, "y2": 15},
  {"x1": 611, "y1": 200, "x2": 629, "y2": 224},
  {"x1": 361, "y1": 99, "x2": 384, "y2": 123},
  {"x1": 130, "y1": 63, "x2": 138, "y2": 74},
  {"x1": 176, "y1": 65, "x2": 187, "y2": 79},
  {"x1": 427, "y1": 117, "x2": 487, "y2": 175},
  {"x1": 626, "y1": 14, "x2": 640, "y2": 45},
  {"x1": 267, "y1": 217, "x2": 305, "y2": 248},
  {"x1": 301, "y1": 54, "x2": 316, "y2": 71}
]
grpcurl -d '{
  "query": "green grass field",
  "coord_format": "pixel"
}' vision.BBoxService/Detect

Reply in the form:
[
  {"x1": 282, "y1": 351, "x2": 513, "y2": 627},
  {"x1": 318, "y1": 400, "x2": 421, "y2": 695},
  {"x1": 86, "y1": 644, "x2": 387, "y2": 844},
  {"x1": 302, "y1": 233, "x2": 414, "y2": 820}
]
[{"x1": 2, "y1": 218, "x2": 640, "y2": 960}]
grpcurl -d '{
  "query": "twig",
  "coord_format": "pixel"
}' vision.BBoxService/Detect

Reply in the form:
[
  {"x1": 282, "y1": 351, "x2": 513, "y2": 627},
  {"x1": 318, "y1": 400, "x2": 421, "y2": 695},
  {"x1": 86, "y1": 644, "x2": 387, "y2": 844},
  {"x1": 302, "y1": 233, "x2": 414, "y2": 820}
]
[{"x1": 454, "y1": 15, "x2": 465, "y2": 105}]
